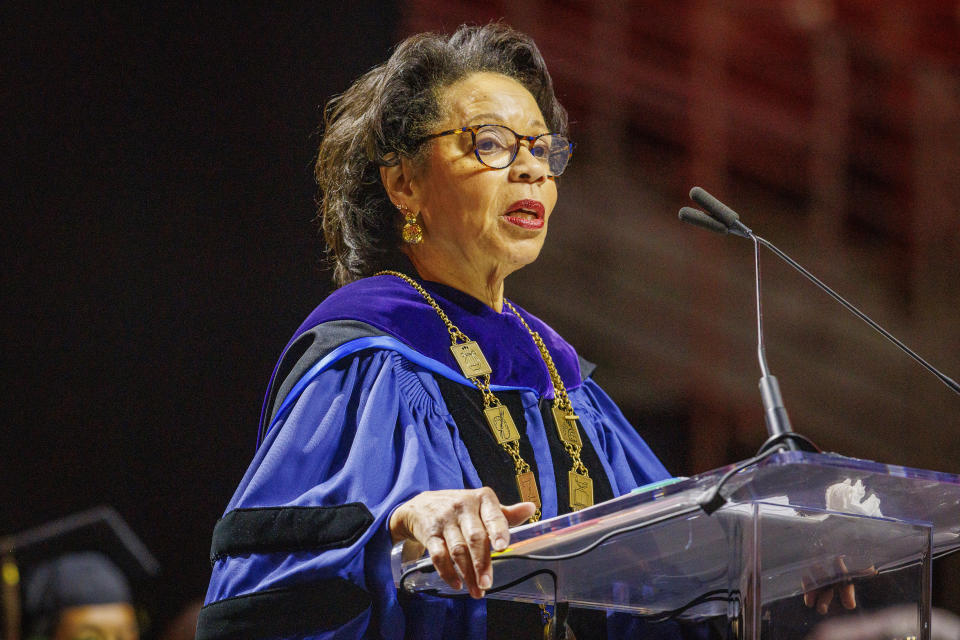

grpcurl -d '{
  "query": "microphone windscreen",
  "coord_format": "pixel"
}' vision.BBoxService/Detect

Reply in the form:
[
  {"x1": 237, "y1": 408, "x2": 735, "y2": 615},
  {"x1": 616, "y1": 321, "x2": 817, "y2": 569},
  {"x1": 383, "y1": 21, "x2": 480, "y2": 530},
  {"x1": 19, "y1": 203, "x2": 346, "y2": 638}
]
[
  {"x1": 679, "y1": 207, "x2": 729, "y2": 235},
  {"x1": 690, "y1": 187, "x2": 741, "y2": 227}
]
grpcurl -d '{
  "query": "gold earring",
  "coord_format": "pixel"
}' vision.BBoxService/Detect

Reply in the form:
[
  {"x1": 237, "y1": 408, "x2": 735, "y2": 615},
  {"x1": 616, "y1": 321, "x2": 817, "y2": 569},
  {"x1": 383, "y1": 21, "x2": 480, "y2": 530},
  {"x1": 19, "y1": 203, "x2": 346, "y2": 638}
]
[{"x1": 398, "y1": 204, "x2": 423, "y2": 244}]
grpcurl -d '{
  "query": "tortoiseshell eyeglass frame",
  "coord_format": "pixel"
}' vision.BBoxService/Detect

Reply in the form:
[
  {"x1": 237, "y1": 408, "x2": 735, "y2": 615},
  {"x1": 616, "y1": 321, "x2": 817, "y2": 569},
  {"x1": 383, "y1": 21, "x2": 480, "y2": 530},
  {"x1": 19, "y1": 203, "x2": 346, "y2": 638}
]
[{"x1": 421, "y1": 124, "x2": 574, "y2": 177}]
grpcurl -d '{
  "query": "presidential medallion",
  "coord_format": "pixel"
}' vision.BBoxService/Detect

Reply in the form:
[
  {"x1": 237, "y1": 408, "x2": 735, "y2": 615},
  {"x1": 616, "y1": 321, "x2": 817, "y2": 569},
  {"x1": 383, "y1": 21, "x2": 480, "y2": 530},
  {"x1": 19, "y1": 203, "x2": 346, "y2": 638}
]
[
  {"x1": 515, "y1": 471, "x2": 541, "y2": 509},
  {"x1": 551, "y1": 404, "x2": 582, "y2": 448},
  {"x1": 450, "y1": 341, "x2": 492, "y2": 378},
  {"x1": 568, "y1": 471, "x2": 594, "y2": 511},
  {"x1": 484, "y1": 405, "x2": 520, "y2": 444}
]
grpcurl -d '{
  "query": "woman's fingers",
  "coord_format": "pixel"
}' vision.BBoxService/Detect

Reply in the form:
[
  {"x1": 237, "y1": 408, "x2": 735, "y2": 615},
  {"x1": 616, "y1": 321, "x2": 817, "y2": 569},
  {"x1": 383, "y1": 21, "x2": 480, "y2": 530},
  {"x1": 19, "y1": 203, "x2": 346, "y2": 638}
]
[
  {"x1": 443, "y1": 521, "x2": 483, "y2": 598},
  {"x1": 801, "y1": 574, "x2": 817, "y2": 608},
  {"x1": 394, "y1": 488, "x2": 532, "y2": 598},
  {"x1": 803, "y1": 560, "x2": 838, "y2": 614},
  {"x1": 501, "y1": 501, "x2": 537, "y2": 526},
  {"x1": 478, "y1": 488, "x2": 511, "y2": 551},
  {"x1": 457, "y1": 508, "x2": 493, "y2": 596},
  {"x1": 815, "y1": 586, "x2": 835, "y2": 615},
  {"x1": 839, "y1": 582, "x2": 856, "y2": 610},
  {"x1": 834, "y1": 556, "x2": 856, "y2": 610},
  {"x1": 425, "y1": 535, "x2": 461, "y2": 591},
  {"x1": 802, "y1": 556, "x2": 858, "y2": 615}
]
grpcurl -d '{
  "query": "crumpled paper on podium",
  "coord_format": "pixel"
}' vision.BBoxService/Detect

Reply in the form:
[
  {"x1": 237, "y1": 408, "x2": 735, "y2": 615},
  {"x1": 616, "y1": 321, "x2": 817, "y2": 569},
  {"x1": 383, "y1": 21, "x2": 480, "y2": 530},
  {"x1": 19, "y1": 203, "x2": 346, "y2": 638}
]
[{"x1": 825, "y1": 479, "x2": 883, "y2": 518}]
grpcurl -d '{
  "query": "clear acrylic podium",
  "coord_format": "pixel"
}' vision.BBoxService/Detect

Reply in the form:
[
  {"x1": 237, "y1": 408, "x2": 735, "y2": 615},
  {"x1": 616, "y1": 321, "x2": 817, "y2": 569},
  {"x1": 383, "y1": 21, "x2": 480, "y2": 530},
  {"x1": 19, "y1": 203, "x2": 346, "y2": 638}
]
[{"x1": 395, "y1": 452, "x2": 960, "y2": 639}]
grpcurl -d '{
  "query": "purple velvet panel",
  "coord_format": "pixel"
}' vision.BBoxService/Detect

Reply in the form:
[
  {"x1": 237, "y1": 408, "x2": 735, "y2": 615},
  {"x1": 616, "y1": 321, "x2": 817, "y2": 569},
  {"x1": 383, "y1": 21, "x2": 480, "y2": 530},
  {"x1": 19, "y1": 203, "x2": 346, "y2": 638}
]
[{"x1": 287, "y1": 274, "x2": 583, "y2": 399}]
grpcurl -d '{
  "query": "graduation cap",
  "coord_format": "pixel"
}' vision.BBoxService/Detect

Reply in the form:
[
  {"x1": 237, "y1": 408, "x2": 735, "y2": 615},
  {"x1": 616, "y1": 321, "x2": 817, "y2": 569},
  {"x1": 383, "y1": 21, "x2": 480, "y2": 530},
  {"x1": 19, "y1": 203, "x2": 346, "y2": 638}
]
[{"x1": 0, "y1": 506, "x2": 159, "y2": 640}]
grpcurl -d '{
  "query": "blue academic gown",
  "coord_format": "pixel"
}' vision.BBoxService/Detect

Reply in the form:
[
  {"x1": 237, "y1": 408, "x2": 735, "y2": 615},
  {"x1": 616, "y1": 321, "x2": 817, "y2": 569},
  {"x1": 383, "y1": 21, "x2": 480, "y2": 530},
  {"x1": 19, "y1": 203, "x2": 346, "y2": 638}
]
[{"x1": 199, "y1": 274, "x2": 671, "y2": 639}]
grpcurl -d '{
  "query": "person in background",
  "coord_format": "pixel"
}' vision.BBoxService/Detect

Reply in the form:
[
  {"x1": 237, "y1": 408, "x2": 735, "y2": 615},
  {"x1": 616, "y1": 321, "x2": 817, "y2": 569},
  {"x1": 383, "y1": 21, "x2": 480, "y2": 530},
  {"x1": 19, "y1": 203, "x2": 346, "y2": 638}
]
[
  {"x1": 22, "y1": 552, "x2": 139, "y2": 640},
  {"x1": 157, "y1": 599, "x2": 202, "y2": 640},
  {"x1": 1, "y1": 507, "x2": 158, "y2": 640}
]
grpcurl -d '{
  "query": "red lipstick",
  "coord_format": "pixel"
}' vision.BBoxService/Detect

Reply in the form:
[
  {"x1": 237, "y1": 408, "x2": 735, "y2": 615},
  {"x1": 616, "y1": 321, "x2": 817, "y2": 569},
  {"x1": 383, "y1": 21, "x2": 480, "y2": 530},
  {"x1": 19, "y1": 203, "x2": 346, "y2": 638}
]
[{"x1": 503, "y1": 199, "x2": 545, "y2": 229}]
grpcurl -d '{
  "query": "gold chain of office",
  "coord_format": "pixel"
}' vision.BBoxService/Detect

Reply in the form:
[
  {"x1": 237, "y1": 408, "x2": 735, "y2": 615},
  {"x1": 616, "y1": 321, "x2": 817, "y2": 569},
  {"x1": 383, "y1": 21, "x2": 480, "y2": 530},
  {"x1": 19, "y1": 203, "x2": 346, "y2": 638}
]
[
  {"x1": 503, "y1": 300, "x2": 590, "y2": 480},
  {"x1": 375, "y1": 271, "x2": 593, "y2": 516}
]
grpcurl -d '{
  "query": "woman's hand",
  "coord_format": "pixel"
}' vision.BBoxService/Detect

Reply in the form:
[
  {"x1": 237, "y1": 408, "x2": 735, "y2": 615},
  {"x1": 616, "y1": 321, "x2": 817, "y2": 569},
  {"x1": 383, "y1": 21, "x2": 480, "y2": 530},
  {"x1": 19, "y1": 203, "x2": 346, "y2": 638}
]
[
  {"x1": 801, "y1": 556, "x2": 859, "y2": 614},
  {"x1": 389, "y1": 487, "x2": 536, "y2": 599},
  {"x1": 802, "y1": 579, "x2": 856, "y2": 615}
]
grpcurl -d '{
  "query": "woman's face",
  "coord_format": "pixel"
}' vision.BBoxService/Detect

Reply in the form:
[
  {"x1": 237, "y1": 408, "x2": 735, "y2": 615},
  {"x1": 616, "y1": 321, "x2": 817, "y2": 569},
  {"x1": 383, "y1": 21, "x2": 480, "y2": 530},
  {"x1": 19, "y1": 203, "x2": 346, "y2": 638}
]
[{"x1": 405, "y1": 72, "x2": 559, "y2": 287}]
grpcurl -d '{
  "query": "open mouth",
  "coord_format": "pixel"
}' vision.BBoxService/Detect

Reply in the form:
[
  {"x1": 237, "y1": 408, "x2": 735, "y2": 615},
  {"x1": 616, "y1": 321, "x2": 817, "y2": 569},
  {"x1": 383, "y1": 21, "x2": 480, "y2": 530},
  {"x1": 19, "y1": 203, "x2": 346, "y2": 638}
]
[{"x1": 503, "y1": 199, "x2": 545, "y2": 228}]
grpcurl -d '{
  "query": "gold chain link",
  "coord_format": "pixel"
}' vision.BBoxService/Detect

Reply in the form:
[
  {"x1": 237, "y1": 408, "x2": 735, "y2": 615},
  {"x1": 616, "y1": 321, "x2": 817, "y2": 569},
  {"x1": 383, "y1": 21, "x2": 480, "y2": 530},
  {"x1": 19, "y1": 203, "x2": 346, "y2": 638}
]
[{"x1": 505, "y1": 301, "x2": 591, "y2": 481}]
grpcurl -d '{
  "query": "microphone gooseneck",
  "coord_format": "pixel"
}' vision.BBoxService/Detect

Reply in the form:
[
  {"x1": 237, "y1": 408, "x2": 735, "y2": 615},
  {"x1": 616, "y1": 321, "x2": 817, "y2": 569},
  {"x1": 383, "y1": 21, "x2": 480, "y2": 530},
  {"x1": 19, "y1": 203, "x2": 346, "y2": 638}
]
[
  {"x1": 680, "y1": 189, "x2": 814, "y2": 452},
  {"x1": 679, "y1": 187, "x2": 960, "y2": 403},
  {"x1": 749, "y1": 231, "x2": 809, "y2": 452},
  {"x1": 754, "y1": 235, "x2": 960, "y2": 395}
]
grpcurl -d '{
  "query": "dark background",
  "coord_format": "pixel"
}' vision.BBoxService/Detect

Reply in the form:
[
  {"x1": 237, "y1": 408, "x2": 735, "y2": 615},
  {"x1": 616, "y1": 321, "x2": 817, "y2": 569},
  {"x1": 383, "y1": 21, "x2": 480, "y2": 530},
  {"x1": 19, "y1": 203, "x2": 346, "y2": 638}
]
[
  {"x1": 3, "y1": 1, "x2": 958, "y2": 634},
  {"x1": 3, "y1": 3, "x2": 400, "y2": 630}
]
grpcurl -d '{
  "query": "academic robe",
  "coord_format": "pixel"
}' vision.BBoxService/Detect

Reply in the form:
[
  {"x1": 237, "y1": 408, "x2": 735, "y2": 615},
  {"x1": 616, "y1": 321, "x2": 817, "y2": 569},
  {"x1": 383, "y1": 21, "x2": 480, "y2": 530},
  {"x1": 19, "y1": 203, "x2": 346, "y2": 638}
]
[{"x1": 197, "y1": 274, "x2": 673, "y2": 640}]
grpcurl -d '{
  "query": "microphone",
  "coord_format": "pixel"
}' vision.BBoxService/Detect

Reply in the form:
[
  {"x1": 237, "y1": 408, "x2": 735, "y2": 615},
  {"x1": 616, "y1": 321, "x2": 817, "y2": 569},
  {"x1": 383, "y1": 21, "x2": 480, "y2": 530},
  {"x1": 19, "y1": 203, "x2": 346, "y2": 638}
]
[
  {"x1": 678, "y1": 207, "x2": 730, "y2": 235},
  {"x1": 689, "y1": 187, "x2": 751, "y2": 238},
  {"x1": 679, "y1": 188, "x2": 960, "y2": 414},
  {"x1": 681, "y1": 194, "x2": 810, "y2": 452}
]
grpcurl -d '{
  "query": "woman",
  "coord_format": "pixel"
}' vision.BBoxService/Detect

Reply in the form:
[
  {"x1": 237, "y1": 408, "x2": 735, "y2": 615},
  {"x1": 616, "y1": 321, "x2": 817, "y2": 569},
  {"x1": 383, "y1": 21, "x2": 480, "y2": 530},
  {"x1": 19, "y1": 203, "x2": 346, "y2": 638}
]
[{"x1": 197, "y1": 23, "x2": 670, "y2": 640}]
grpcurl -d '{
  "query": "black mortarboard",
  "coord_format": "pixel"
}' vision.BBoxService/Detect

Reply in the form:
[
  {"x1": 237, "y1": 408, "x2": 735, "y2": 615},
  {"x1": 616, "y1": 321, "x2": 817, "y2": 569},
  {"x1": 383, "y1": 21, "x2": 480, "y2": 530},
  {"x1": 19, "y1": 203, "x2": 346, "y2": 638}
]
[{"x1": 0, "y1": 506, "x2": 159, "y2": 640}]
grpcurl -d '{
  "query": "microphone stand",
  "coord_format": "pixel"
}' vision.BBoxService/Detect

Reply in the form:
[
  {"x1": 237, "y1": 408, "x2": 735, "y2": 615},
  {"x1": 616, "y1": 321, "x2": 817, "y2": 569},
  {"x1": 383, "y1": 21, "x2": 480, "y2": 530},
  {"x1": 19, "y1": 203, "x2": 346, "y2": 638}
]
[
  {"x1": 716, "y1": 205, "x2": 818, "y2": 453},
  {"x1": 682, "y1": 188, "x2": 821, "y2": 453},
  {"x1": 681, "y1": 198, "x2": 960, "y2": 398},
  {"x1": 680, "y1": 200, "x2": 819, "y2": 452},
  {"x1": 681, "y1": 188, "x2": 960, "y2": 454},
  {"x1": 755, "y1": 235, "x2": 960, "y2": 395},
  {"x1": 680, "y1": 188, "x2": 960, "y2": 515},
  {"x1": 748, "y1": 230, "x2": 819, "y2": 453}
]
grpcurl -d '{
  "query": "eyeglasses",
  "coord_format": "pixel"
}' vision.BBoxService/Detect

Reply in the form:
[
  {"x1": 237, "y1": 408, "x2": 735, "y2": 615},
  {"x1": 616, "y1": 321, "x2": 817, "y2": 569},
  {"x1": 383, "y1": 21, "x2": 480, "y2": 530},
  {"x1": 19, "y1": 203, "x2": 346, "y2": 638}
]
[{"x1": 422, "y1": 124, "x2": 574, "y2": 177}]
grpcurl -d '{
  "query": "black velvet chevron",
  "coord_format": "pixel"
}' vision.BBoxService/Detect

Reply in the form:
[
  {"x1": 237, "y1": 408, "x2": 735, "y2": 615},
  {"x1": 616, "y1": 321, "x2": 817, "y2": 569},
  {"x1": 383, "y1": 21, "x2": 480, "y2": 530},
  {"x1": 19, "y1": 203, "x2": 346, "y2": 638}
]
[
  {"x1": 209, "y1": 503, "x2": 373, "y2": 563},
  {"x1": 195, "y1": 579, "x2": 371, "y2": 640}
]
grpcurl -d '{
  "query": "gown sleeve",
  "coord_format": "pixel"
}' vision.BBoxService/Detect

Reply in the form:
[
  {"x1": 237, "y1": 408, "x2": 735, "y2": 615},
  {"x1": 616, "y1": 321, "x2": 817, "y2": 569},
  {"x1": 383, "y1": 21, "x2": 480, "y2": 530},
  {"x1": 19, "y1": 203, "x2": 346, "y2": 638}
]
[
  {"x1": 570, "y1": 376, "x2": 672, "y2": 495},
  {"x1": 197, "y1": 349, "x2": 477, "y2": 640}
]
